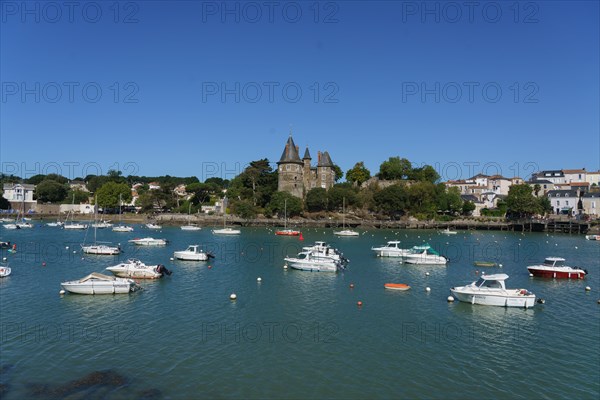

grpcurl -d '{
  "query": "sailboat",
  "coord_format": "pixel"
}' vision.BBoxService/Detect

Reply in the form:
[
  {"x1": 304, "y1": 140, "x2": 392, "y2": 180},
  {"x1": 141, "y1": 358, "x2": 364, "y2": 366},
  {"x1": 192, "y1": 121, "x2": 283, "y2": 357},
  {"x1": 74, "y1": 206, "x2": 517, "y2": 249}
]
[
  {"x1": 181, "y1": 202, "x2": 201, "y2": 231},
  {"x1": 112, "y1": 193, "x2": 134, "y2": 232},
  {"x1": 275, "y1": 199, "x2": 300, "y2": 236},
  {"x1": 82, "y1": 197, "x2": 121, "y2": 255},
  {"x1": 63, "y1": 194, "x2": 88, "y2": 230},
  {"x1": 212, "y1": 197, "x2": 240, "y2": 235},
  {"x1": 334, "y1": 197, "x2": 359, "y2": 236}
]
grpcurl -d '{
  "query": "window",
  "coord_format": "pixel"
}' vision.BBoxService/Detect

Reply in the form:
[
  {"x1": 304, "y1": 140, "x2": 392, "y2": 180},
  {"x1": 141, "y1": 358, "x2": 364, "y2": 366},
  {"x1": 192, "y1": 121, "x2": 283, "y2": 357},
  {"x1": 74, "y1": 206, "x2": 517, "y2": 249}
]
[
  {"x1": 566, "y1": 201, "x2": 569, "y2": 206},
  {"x1": 592, "y1": 202, "x2": 596, "y2": 209},
  {"x1": 286, "y1": 165, "x2": 290, "y2": 171},
  {"x1": 557, "y1": 200, "x2": 560, "y2": 206}
]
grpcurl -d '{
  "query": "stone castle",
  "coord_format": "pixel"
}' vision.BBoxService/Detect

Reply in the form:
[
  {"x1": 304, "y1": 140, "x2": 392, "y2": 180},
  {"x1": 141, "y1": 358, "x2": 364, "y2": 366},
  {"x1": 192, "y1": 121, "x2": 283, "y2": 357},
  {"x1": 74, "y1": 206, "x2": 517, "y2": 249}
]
[{"x1": 277, "y1": 135, "x2": 335, "y2": 198}]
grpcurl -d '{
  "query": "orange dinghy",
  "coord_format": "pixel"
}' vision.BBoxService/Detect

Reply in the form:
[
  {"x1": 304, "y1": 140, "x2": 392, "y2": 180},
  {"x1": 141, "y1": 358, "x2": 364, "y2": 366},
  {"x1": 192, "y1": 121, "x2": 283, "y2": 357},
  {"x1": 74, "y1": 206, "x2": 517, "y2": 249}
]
[{"x1": 384, "y1": 283, "x2": 411, "y2": 291}]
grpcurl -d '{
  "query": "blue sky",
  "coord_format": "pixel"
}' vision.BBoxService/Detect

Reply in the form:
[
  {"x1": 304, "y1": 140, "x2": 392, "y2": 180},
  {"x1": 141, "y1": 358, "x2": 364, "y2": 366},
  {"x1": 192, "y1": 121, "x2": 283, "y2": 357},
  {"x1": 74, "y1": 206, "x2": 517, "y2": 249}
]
[{"x1": 1, "y1": 1, "x2": 598, "y2": 182}]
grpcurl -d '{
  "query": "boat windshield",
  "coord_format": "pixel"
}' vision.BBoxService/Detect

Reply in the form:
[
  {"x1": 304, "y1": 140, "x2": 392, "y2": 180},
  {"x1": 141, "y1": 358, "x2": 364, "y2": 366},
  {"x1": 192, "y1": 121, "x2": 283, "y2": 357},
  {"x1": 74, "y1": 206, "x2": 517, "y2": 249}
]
[{"x1": 476, "y1": 279, "x2": 502, "y2": 288}]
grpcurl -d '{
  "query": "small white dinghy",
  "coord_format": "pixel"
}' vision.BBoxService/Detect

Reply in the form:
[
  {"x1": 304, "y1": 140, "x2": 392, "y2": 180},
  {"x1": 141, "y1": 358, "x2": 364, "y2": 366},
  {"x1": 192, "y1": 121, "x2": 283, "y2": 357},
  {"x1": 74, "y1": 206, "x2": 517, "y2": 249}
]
[
  {"x1": 0, "y1": 262, "x2": 11, "y2": 278},
  {"x1": 128, "y1": 237, "x2": 168, "y2": 246}
]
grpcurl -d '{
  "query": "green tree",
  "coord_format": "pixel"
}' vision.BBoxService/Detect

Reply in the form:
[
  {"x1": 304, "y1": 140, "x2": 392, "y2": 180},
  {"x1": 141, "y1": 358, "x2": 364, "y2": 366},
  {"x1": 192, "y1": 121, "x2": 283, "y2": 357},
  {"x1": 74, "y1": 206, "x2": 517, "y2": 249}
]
[
  {"x1": 373, "y1": 184, "x2": 408, "y2": 217},
  {"x1": 305, "y1": 187, "x2": 328, "y2": 212},
  {"x1": 533, "y1": 183, "x2": 541, "y2": 197},
  {"x1": 378, "y1": 157, "x2": 412, "y2": 180},
  {"x1": 96, "y1": 182, "x2": 132, "y2": 208},
  {"x1": 228, "y1": 159, "x2": 277, "y2": 207},
  {"x1": 204, "y1": 177, "x2": 229, "y2": 189},
  {"x1": 327, "y1": 184, "x2": 358, "y2": 211},
  {"x1": 346, "y1": 162, "x2": 371, "y2": 186},
  {"x1": 462, "y1": 201, "x2": 476, "y2": 216},
  {"x1": 25, "y1": 174, "x2": 47, "y2": 185},
  {"x1": 0, "y1": 189, "x2": 10, "y2": 209},
  {"x1": 436, "y1": 186, "x2": 463, "y2": 215},
  {"x1": 505, "y1": 184, "x2": 540, "y2": 219},
  {"x1": 538, "y1": 196, "x2": 552, "y2": 215},
  {"x1": 409, "y1": 165, "x2": 440, "y2": 183},
  {"x1": 231, "y1": 199, "x2": 258, "y2": 219},
  {"x1": 268, "y1": 191, "x2": 303, "y2": 217},
  {"x1": 332, "y1": 165, "x2": 344, "y2": 182},
  {"x1": 407, "y1": 181, "x2": 437, "y2": 215},
  {"x1": 186, "y1": 183, "x2": 217, "y2": 206},
  {"x1": 67, "y1": 190, "x2": 90, "y2": 204},
  {"x1": 36, "y1": 180, "x2": 68, "y2": 203}
]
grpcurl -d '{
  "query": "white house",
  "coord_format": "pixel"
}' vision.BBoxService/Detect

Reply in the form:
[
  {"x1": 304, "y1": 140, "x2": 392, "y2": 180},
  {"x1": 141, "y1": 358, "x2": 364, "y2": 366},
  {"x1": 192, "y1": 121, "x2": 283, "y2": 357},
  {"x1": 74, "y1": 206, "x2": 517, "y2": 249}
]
[
  {"x1": 533, "y1": 170, "x2": 566, "y2": 184},
  {"x1": 585, "y1": 171, "x2": 600, "y2": 188},
  {"x1": 2, "y1": 183, "x2": 36, "y2": 211},
  {"x1": 547, "y1": 190, "x2": 580, "y2": 216},
  {"x1": 562, "y1": 169, "x2": 587, "y2": 183}
]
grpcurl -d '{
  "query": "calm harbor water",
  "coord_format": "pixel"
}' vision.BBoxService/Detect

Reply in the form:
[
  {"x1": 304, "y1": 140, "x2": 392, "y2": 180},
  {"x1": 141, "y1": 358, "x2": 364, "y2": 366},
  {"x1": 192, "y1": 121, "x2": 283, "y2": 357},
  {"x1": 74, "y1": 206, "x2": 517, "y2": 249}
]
[{"x1": 0, "y1": 224, "x2": 599, "y2": 399}]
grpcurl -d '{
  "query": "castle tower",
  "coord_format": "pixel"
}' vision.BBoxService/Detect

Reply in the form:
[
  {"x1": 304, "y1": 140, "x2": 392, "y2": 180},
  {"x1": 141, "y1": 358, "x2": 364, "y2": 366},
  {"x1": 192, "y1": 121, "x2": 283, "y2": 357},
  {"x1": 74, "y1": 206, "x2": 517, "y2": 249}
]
[
  {"x1": 277, "y1": 136, "x2": 304, "y2": 198},
  {"x1": 302, "y1": 147, "x2": 312, "y2": 195},
  {"x1": 317, "y1": 151, "x2": 335, "y2": 190}
]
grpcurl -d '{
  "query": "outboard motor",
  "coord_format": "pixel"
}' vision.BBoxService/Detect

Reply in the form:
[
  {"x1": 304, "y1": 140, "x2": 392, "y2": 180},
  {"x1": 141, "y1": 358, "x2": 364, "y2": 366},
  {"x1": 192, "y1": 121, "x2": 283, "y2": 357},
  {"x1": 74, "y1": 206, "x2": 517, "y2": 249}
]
[
  {"x1": 207, "y1": 252, "x2": 216, "y2": 259},
  {"x1": 156, "y1": 264, "x2": 172, "y2": 276}
]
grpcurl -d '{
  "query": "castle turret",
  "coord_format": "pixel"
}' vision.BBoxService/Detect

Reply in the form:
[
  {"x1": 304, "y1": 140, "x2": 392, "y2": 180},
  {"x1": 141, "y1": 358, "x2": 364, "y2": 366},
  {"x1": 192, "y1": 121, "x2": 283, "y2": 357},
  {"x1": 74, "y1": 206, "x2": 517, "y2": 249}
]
[{"x1": 277, "y1": 136, "x2": 304, "y2": 198}]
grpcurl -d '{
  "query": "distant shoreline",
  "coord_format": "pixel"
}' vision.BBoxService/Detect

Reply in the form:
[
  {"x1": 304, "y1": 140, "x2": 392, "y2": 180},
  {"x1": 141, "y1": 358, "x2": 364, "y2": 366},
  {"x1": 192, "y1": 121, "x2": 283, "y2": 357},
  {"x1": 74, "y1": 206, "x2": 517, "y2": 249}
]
[{"x1": 16, "y1": 213, "x2": 596, "y2": 234}]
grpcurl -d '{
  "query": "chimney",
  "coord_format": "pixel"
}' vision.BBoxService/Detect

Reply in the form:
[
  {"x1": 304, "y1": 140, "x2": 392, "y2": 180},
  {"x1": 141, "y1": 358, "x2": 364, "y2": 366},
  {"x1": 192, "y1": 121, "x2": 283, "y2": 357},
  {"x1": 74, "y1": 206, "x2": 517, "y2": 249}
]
[
  {"x1": 318, "y1": 151, "x2": 322, "y2": 163},
  {"x1": 296, "y1": 145, "x2": 299, "y2": 153}
]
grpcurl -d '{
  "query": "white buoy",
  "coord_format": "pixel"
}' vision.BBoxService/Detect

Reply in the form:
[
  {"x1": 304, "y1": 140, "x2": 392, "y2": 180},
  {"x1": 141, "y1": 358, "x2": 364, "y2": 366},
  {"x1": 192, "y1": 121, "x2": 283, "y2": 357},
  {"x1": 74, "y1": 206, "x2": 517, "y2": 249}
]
[
  {"x1": 170, "y1": 257, "x2": 174, "y2": 261},
  {"x1": 425, "y1": 287, "x2": 431, "y2": 292},
  {"x1": 59, "y1": 290, "x2": 65, "y2": 295},
  {"x1": 425, "y1": 272, "x2": 430, "y2": 276},
  {"x1": 73, "y1": 250, "x2": 76, "y2": 253},
  {"x1": 230, "y1": 293, "x2": 237, "y2": 300},
  {"x1": 585, "y1": 286, "x2": 591, "y2": 291},
  {"x1": 447, "y1": 296, "x2": 454, "y2": 302},
  {"x1": 66, "y1": 246, "x2": 69, "y2": 250},
  {"x1": 575, "y1": 246, "x2": 578, "y2": 249},
  {"x1": 283, "y1": 264, "x2": 288, "y2": 269},
  {"x1": 2, "y1": 257, "x2": 6, "y2": 261},
  {"x1": 257, "y1": 277, "x2": 262, "y2": 282},
  {"x1": 499, "y1": 264, "x2": 503, "y2": 267},
  {"x1": 529, "y1": 273, "x2": 534, "y2": 277}
]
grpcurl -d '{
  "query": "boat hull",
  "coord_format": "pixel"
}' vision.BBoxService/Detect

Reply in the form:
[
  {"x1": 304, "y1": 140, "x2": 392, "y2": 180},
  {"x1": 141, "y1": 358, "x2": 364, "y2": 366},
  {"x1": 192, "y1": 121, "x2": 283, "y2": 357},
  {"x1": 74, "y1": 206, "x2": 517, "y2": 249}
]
[
  {"x1": 61, "y1": 281, "x2": 133, "y2": 294},
  {"x1": 404, "y1": 257, "x2": 447, "y2": 265},
  {"x1": 284, "y1": 258, "x2": 340, "y2": 272},
  {"x1": 527, "y1": 267, "x2": 586, "y2": 279},
  {"x1": 0, "y1": 267, "x2": 11, "y2": 277},
  {"x1": 106, "y1": 268, "x2": 161, "y2": 279},
  {"x1": 276, "y1": 231, "x2": 300, "y2": 236},
  {"x1": 173, "y1": 252, "x2": 209, "y2": 261},
  {"x1": 371, "y1": 248, "x2": 409, "y2": 257},
  {"x1": 82, "y1": 245, "x2": 120, "y2": 255},
  {"x1": 384, "y1": 283, "x2": 410, "y2": 291},
  {"x1": 334, "y1": 230, "x2": 359, "y2": 237},
  {"x1": 213, "y1": 228, "x2": 241, "y2": 235},
  {"x1": 450, "y1": 289, "x2": 536, "y2": 308}
]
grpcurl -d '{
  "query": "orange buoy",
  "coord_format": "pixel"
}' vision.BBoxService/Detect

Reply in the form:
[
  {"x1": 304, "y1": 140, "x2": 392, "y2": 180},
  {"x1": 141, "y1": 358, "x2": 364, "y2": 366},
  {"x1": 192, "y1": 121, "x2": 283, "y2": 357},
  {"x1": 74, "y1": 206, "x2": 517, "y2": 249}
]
[
  {"x1": 299, "y1": 232, "x2": 304, "y2": 241},
  {"x1": 384, "y1": 283, "x2": 411, "y2": 291}
]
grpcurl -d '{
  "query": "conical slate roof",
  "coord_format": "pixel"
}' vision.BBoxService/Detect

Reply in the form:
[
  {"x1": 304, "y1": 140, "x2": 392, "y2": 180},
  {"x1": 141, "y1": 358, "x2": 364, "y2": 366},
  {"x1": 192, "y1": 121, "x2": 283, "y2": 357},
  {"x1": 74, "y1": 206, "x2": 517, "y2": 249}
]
[
  {"x1": 278, "y1": 136, "x2": 302, "y2": 164},
  {"x1": 318, "y1": 151, "x2": 334, "y2": 167},
  {"x1": 303, "y1": 147, "x2": 312, "y2": 159}
]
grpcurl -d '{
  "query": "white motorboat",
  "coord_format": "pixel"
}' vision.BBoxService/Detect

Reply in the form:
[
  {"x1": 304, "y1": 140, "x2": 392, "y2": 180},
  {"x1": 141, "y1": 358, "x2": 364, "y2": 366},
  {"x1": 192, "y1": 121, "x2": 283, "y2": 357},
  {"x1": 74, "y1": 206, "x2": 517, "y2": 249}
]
[
  {"x1": 450, "y1": 274, "x2": 536, "y2": 308},
  {"x1": 113, "y1": 225, "x2": 134, "y2": 232},
  {"x1": 333, "y1": 197, "x2": 359, "y2": 236},
  {"x1": 527, "y1": 257, "x2": 587, "y2": 279},
  {"x1": 302, "y1": 241, "x2": 349, "y2": 264},
  {"x1": 64, "y1": 222, "x2": 88, "y2": 230},
  {"x1": 181, "y1": 225, "x2": 202, "y2": 231},
  {"x1": 61, "y1": 272, "x2": 141, "y2": 295},
  {"x1": 284, "y1": 251, "x2": 343, "y2": 272},
  {"x1": 213, "y1": 227, "x2": 241, "y2": 235},
  {"x1": 46, "y1": 221, "x2": 64, "y2": 227},
  {"x1": 173, "y1": 245, "x2": 214, "y2": 261},
  {"x1": 371, "y1": 241, "x2": 411, "y2": 257},
  {"x1": 440, "y1": 227, "x2": 458, "y2": 235},
  {"x1": 3, "y1": 224, "x2": 18, "y2": 230},
  {"x1": 128, "y1": 237, "x2": 168, "y2": 246},
  {"x1": 82, "y1": 244, "x2": 121, "y2": 255},
  {"x1": 402, "y1": 244, "x2": 447, "y2": 265},
  {"x1": 146, "y1": 223, "x2": 162, "y2": 229},
  {"x1": 585, "y1": 234, "x2": 600, "y2": 241},
  {"x1": 106, "y1": 259, "x2": 171, "y2": 279},
  {"x1": 0, "y1": 263, "x2": 11, "y2": 277}
]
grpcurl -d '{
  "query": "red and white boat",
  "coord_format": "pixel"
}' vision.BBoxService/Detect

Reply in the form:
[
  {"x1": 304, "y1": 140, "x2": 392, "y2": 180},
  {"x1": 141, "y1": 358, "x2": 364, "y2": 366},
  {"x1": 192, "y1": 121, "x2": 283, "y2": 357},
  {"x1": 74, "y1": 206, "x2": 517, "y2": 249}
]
[
  {"x1": 527, "y1": 257, "x2": 588, "y2": 279},
  {"x1": 275, "y1": 229, "x2": 301, "y2": 236}
]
